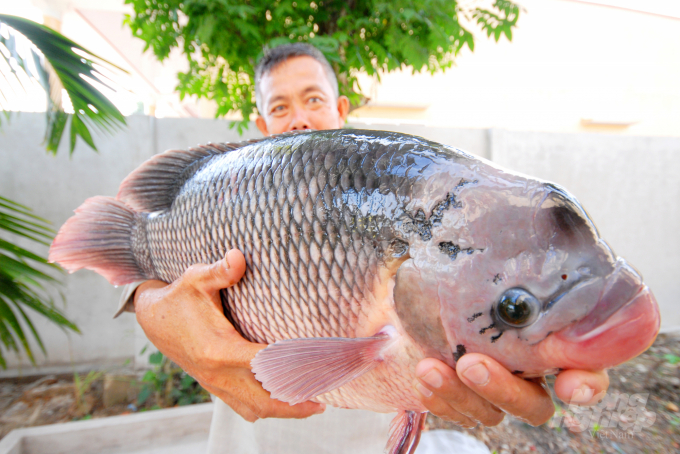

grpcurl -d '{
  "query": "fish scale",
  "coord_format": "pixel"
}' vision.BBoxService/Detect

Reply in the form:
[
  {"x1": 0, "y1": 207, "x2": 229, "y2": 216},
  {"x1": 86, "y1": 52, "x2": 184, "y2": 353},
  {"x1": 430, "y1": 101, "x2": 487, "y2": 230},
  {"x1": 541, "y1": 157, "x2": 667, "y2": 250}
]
[{"x1": 147, "y1": 132, "x2": 398, "y2": 345}]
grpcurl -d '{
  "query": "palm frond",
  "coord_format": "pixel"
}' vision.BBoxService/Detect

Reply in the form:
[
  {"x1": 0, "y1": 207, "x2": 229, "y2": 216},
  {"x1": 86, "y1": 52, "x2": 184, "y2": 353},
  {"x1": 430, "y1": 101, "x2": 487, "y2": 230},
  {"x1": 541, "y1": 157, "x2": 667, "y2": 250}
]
[
  {"x1": 0, "y1": 14, "x2": 127, "y2": 154},
  {"x1": 0, "y1": 196, "x2": 79, "y2": 367}
]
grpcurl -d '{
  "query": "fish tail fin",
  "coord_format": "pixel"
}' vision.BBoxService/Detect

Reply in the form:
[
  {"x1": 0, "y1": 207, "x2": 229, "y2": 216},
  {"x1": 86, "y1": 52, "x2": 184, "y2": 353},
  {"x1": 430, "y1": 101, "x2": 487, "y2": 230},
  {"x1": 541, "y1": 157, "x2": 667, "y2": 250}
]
[{"x1": 49, "y1": 196, "x2": 148, "y2": 286}]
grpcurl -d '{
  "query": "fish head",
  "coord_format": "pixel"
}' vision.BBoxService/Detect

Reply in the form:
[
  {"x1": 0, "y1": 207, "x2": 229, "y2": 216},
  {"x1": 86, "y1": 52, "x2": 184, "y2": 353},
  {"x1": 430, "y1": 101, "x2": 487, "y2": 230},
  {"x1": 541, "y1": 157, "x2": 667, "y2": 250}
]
[{"x1": 395, "y1": 165, "x2": 660, "y2": 375}]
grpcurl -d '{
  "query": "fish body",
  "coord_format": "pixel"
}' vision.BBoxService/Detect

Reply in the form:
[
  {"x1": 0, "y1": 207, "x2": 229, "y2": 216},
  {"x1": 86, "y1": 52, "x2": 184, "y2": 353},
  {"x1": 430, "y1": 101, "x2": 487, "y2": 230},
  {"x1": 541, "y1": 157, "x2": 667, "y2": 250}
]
[{"x1": 49, "y1": 130, "x2": 660, "y2": 454}]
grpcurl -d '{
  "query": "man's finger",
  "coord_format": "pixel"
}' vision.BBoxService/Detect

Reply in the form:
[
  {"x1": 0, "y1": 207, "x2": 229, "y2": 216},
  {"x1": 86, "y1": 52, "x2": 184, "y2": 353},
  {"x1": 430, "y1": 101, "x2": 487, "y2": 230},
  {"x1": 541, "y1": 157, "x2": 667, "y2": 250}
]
[
  {"x1": 185, "y1": 249, "x2": 247, "y2": 296},
  {"x1": 456, "y1": 354, "x2": 555, "y2": 426},
  {"x1": 414, "y1": 358, "x2": 504, "y2": 427},
  {"x1": 554, "y1": 369, "x2": 609, "y2": 406}
]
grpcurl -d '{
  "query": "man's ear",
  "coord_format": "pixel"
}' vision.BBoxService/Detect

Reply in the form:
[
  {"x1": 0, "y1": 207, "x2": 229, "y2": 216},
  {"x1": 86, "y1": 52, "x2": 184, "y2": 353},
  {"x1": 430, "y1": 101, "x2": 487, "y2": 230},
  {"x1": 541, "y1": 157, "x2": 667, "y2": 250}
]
[
  {"x1": 336, "y1": 95, "x2": 350, "y2": 126},
  {"x1": 255, "y1": 116, "x2": 269, "y2": 136}
]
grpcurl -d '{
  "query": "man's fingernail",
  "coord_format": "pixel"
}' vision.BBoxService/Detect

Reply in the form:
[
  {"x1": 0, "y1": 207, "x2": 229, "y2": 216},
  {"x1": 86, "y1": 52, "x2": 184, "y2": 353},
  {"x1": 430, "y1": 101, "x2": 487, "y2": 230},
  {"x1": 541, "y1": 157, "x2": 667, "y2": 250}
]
[
  {"x1": 570, "y1": 385, "x2": 594, "y2": 404},
  {"x1": 414, "y1": 381, "x2": 433, "y2": 398},
  {"x1": 224, "y1": 254, "x2": 231, "y2": 269},
  {"x1": 462, "y1": 363, "x2": 489, "y2": 386},
  {"x1": 419, "y1": 369, "x2": 443, "y2": 389},
  {"x1": 314, "y1": 404, "x2": 326, "y2": 414}
]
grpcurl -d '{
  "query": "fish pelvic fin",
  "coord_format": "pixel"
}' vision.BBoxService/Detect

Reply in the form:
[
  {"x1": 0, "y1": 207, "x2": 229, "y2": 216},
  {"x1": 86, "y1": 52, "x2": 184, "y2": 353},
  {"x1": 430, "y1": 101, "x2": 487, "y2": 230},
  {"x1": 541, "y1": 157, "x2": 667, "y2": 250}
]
[
  {"x1": 251, "y1": 333, "x2": 391, "y2": 405},
  {"x1": 386, "y1": 410, "x2": 426, "y2": 454},
  {"x1": 48, "y1": 196, "x2": 148, "y2": 286}
]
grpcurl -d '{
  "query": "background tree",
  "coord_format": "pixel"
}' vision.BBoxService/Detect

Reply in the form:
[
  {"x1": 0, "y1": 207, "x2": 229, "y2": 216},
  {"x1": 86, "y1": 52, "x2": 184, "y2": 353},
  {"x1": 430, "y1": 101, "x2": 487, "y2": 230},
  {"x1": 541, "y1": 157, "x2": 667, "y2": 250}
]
[{"x1": 124, "y1": 0, "x2": 521, "y2": 132}]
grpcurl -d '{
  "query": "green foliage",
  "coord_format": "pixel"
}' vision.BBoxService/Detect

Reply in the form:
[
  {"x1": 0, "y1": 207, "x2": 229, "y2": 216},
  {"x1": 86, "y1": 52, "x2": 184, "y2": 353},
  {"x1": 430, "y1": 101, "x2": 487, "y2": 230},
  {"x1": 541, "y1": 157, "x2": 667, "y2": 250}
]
[
  {"x1": 0, "y1": 196, "x2": 79, "y2": 368},
  {"x1": 664, "y1": 354, "x2": 680, "y2": 365},
  {"x1": 124, "y1": 0, "x2": 521, "y2": 132},
  {"x1": 74, "y1": 370, "x2": 103, "y2": 413},
  {"x1": 138, "y1": 350, "x2": 209, "y2": 408},
  {"x1": 589, "y1": 422, "x2": 601, "y2": 436},
  {"x1": 0, "y1": 14, "x2": 127, "y2": 154}
]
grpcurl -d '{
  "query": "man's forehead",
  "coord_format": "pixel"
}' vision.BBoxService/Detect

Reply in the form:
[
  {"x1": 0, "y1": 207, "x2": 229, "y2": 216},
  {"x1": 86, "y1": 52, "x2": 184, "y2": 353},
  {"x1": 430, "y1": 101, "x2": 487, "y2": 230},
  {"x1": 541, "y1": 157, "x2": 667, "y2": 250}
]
[{"x1": 260, "y1": 56, "x2": 335, "y2": 100}]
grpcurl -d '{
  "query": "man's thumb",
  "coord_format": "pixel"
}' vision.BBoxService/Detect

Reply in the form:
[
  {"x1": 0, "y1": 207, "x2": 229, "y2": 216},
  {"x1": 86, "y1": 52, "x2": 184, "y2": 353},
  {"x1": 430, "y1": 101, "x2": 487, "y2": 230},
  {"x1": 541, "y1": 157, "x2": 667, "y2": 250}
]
[{"x1": 188, "y1": 249, "x2": 247, "y2": 294}]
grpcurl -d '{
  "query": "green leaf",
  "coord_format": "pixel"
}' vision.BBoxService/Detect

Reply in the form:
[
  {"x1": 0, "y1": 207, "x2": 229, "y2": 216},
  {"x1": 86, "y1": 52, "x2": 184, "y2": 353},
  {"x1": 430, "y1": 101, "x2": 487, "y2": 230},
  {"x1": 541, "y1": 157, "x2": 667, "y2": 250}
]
[
  {"x1": 149, "y1": 351, "x2": 164, "y2": 365},
  {"x1": 137, "y1": 385, "x2": 151, "y2": 405},
  {"x1": 180, "y1": 373, "x2": 195, "y2": 389},
  {"x1": 0, "y1": 14, "x2": 127, "y2": 154},
  {"x1": 142, "y1": 370, "x2": 156, "y2": 382},
  {"x1": 664, "y1": 354, "x2": 680, "y2": 365},
  {"x1": 0, "y1": 195, "x2": 78, "y2": 366}
]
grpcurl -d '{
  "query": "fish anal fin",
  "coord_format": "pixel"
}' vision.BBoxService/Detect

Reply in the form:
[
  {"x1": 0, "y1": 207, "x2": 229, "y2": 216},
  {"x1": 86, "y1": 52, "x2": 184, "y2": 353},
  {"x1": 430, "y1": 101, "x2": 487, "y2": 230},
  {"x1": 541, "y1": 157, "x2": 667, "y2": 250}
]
[
  {"x1": 251, "y1": 333, "x2": 390, "y2": 405},
  {"x1": 386, "y1": 410, "x2": 426, "y2": 454}
]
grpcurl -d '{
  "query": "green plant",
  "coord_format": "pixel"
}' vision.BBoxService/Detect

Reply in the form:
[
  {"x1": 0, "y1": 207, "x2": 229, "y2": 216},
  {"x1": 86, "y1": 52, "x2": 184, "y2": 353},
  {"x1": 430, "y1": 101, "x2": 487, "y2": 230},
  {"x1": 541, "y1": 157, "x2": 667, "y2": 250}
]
[
  {"x1": 0, "y1": 14, "x2": 130, "y2": 367},
  {"x1": 663, "y1": 354, "x2": 680, "y2": 365},
  {"x1": 0, "y1": 196, "x2": 79, "y2": 367},
  {"x1": 589, "y1": 422, "x2": 601, "y2": 437},
  {"x1": 137, "y1": 350, "x2": 209, "y2": 408},
  {"x1": 124, "y1": 0, "x2": 521, "y2": 132},
  {"x1": 0, "y1": 14, "x2": 126, "y2": 153},
  {"x1": 74, "y1": 370, "x2": 103, "y2": 414}
]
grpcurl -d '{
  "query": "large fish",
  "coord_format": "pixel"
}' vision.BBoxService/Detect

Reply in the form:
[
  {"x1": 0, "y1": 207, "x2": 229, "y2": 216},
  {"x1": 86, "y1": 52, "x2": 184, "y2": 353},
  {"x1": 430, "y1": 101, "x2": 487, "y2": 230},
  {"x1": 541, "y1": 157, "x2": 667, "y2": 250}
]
[{"x1": 49, "y1": 130, "x2": 660, "y2": 454}]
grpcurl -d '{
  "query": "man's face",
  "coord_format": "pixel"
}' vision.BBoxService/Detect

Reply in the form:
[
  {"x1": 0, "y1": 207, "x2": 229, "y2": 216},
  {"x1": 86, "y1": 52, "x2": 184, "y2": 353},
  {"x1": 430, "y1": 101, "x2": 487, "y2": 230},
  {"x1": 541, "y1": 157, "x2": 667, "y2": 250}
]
[{"x1": 255, "y1": 56, "x2": 350, "y2": 135}]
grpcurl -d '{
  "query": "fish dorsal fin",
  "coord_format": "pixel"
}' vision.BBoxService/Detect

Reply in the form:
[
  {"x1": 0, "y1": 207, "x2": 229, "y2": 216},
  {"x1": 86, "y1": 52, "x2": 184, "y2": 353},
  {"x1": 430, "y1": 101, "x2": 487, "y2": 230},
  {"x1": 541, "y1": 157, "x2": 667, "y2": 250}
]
[
  {"x1": 116, "y1": 139, "x2": 259, "y2": 212},
  {"x1": 251, "y1": 333, "x2": 390, "y2": 405},
  {"x1": 117, "y1": 131, "x2": 316, "y2": 213}
]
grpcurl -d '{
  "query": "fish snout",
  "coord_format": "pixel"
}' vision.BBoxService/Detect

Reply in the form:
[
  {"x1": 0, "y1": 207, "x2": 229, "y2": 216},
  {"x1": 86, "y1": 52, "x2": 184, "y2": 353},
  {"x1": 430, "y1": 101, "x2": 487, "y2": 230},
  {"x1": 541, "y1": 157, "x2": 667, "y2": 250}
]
[
  {"x1": 550, "y1": 258, "x2": 660, "y2": 369},
  {"x1": 559, "y1": 258, "x2": 656, "y2": 341}
]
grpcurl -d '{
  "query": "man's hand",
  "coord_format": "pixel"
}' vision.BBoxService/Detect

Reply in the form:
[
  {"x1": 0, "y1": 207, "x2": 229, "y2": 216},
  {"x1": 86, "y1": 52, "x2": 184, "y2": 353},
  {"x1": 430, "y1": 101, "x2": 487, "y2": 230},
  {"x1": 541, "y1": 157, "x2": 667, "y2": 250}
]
[
  {"x1": 134, "y1": 249, "x2": 325, "y2": 422},
  {"x1": 413, "y1": 355, "x2": 609, "y2": 428}
]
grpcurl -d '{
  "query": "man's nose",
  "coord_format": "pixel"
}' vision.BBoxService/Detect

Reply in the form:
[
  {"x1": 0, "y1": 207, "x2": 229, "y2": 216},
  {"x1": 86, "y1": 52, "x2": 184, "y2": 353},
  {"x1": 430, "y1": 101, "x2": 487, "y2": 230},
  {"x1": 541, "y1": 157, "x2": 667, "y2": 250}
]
[{"x1": 288, "y1": 107, "x2": 311, "y2": 130}]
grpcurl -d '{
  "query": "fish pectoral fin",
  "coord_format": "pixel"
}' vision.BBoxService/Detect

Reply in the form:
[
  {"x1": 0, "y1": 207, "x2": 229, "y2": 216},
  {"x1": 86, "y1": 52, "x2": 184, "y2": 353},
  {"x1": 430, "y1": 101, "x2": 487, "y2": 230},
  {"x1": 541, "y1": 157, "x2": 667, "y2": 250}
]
[
  {"x1": 250, "y1": 334, "x2": 390, "y2": 405},
  {"x1": 386, "y1": 411, "x2": 427, "y2": 454}
]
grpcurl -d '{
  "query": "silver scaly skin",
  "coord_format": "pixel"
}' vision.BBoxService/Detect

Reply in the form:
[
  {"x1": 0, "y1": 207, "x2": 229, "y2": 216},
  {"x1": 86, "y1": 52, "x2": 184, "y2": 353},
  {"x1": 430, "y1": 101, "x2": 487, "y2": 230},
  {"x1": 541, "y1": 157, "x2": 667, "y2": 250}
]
[{"x1": 129, "y1": 129, "x2": 474, "y2": 412}]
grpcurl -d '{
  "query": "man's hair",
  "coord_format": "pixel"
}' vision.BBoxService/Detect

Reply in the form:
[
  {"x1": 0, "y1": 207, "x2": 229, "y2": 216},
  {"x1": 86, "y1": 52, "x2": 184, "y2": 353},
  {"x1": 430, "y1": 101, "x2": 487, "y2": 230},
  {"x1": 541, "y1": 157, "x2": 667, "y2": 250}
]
[{"x1": 254, "y1": 43, "x2": 339, "y2": 114}]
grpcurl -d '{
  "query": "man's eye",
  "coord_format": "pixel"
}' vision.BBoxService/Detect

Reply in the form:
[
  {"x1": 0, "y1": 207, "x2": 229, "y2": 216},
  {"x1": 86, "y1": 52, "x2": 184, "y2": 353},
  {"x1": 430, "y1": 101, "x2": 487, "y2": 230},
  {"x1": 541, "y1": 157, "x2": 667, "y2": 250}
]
[
  {"x1": 308, "y1": 97, "x2": 321, "y2": 103},
  {"x1": 271, "y1": 105, "x2": 286, "y2": 114}
]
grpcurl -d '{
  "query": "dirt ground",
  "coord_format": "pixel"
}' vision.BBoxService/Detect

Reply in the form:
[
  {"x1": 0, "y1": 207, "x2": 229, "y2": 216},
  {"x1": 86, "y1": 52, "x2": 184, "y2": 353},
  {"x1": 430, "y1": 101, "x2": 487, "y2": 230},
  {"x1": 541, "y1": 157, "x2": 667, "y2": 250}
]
[
  {"x1": 1, "y1": 333, "x2": 678, "y2": 453},
  {"x1": 0, "y1": 367, "x2": 210, "y2": 440}
]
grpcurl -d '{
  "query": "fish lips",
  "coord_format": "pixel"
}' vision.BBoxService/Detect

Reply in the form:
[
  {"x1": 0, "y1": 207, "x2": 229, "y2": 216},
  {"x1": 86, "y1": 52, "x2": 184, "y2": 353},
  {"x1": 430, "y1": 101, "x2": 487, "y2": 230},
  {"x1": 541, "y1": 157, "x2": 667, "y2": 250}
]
[
  {"x1": 548, "y1": 258, "x2": 660, "y2": 369},
  {"x1": 559, "y1": 259, "x2": 649, "y2": 340}
]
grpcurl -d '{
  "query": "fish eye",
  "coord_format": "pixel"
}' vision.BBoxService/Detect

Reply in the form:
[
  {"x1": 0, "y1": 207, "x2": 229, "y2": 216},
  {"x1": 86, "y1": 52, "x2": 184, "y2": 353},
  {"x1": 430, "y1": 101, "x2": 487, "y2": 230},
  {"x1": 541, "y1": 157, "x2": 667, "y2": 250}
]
[{"x1": 496, "y1": 288, "x2": 541, "y2": 328}]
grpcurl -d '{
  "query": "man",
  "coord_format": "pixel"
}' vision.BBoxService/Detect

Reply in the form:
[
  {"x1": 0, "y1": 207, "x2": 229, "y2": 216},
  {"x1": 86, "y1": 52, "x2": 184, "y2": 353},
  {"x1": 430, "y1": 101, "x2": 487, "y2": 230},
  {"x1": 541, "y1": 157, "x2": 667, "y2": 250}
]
[{"x1": 122, "y1": 44, "x2": 609, "y2": 452}]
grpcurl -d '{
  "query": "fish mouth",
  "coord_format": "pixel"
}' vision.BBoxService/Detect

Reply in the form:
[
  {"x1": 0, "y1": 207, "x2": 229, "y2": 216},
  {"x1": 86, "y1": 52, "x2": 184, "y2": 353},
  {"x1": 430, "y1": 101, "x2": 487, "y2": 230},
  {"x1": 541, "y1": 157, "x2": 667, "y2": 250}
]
[{"x1": 554, "y1": 259, "x2": 660, "y2": 368}]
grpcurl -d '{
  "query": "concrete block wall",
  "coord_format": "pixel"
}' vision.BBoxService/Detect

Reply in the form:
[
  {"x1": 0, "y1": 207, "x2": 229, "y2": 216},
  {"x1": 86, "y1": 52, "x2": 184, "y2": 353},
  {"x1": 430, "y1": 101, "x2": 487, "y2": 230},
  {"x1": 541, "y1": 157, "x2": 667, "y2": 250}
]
[{"x1": 0, "y1": 114, "x2": 677, "y2": 375}]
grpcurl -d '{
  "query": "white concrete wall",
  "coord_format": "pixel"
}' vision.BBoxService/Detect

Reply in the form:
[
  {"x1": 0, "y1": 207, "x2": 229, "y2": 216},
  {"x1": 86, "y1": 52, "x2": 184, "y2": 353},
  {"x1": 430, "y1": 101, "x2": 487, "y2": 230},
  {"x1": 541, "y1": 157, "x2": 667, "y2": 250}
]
[{"x1": 0, "y1": 114, "x2": 677, "y2": 375}]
